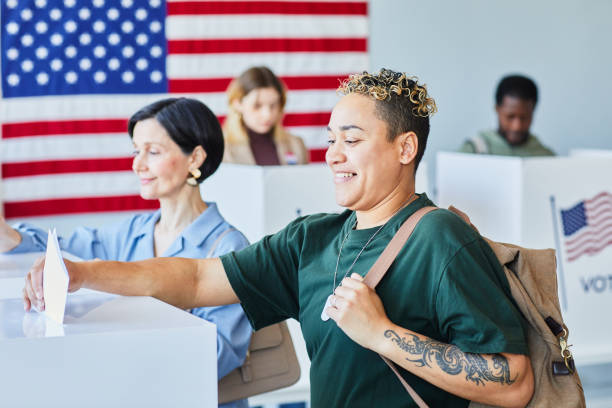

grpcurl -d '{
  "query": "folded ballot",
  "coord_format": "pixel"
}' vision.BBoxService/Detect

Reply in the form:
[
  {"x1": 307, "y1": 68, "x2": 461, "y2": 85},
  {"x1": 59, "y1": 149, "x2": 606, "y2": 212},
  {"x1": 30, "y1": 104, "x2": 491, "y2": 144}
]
[{"x1": 42, "y1": 229, "x2": 69, "y2": 324}]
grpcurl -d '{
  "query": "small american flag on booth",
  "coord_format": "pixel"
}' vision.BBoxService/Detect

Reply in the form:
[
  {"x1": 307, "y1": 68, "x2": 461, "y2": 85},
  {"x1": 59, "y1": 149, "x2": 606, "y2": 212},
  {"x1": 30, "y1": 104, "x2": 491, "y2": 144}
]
[
  {"x1": 560, "y1": 191, "x2": 612, "y2": 262},
  {"x1": 1, "y1": 0, "x2": 369, "y2": 221}
]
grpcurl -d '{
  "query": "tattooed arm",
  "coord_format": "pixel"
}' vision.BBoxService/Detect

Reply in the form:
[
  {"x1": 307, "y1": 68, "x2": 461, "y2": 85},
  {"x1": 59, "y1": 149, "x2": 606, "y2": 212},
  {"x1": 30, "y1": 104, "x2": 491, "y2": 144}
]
[
  {"x1": 378, "y1": 327, "x2": 533, "y2": 408},
  {"x1": 327, "y1": 274, "x2": 534, "y2": 408}
]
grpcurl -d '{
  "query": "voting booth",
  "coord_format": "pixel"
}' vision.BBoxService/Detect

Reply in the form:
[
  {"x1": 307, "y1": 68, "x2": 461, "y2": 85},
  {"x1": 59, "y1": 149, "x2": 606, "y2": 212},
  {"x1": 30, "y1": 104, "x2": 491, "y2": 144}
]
[
  {"x1": 0, "y1": 252, "x2": 219, "y2": 408},
  {"x1": 204, "y1": 162, "x2": 429, "y2": 405},
  {"x1": 437, "y1": 152, "x2": 612, "y2": 364}
]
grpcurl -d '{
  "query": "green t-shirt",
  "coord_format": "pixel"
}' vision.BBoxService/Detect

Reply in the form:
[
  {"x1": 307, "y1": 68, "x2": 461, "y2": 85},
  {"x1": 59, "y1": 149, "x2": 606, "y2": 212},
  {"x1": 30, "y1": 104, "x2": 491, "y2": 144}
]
[
  {"x1": 459, "y1": 129, "x2": 555, "y2": 157},
  {"x1": 221, "y1": 194, "x2": 528, "y2": 408}
]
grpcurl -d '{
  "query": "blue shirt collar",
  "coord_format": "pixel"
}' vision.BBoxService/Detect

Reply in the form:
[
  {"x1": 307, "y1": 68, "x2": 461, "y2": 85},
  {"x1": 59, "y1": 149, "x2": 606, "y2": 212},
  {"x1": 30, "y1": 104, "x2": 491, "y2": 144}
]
[
  {"x1": 132, "y1": 202, "x2": 227, "y2": 256},
  {"x1": 179, "y1": 202, "x2": 227, "y2": 248}
]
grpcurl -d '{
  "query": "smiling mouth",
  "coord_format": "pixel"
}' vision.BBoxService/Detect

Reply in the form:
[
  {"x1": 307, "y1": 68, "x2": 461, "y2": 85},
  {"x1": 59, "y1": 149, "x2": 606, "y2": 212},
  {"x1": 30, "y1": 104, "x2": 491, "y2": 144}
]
[{"x1": 334, "y1": 172, "x2": 357, "y2": 182}]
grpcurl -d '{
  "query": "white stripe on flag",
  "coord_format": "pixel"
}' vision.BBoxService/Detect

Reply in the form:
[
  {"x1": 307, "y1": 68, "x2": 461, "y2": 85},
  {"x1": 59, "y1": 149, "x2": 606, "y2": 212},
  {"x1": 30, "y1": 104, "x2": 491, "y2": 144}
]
[
  {"x1": 165, "y1": 90, "x2": 340, "y2": 115},
  {"x1": 2, "y1": 134, "x2": 132, "y2": 163},
  {"x1": 2, "y1": 172, "x2": 139, "y2": 202},
  {"x1": 166, "y1": 15, "x2": 368, "y2": 39},
  {"x1": 287, "y1": 126, "x2": 328, "y2": 148},
  {"x1": 2, "y1": 126, "x2": 329, "y2": 164},
  {"x1": 166, "y1": 53, "x2": 369, "y2": 78},
  {"x1": 0, "y1": 94, "x2": 167, "y2": 122}
]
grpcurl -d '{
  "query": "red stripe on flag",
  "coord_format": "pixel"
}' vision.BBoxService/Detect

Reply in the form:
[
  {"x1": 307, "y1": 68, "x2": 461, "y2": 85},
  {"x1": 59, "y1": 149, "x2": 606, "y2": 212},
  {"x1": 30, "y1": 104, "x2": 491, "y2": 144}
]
[
  {"x1": 169, "y1": 78, "x2": 233, "y2": 93},
  {"x1": 585, "y1": 191, "x2": 612, "y2": 205},
  {"x1": 2, "y1": 158, "x2": 133, "y2": 178},
  {"x1": 283, "y1": 112, "x2": 330, "y2": 127},
  {"x1": 167, "y1": 1, "x2": 368, "y2": 16},
  {"x1": 217, "y1": 112, "x2": 330, "y2": 127},
  {"x1": 2, "y1": 119, "x2": 128, "y2": 138},
  {"x1": 309, "y1": 148, "x2": 327, "y2": 163},
  {"x1": 169, "y1": 74, "x2": 348, "y2": 93},
  {"x1": 168, "y1": 38, "x2": 367, "y2": 54},
  {"x1": 4, "y1": 195, "x2": 159, "y2": 218},
  {"x1": 5, "y1": 112, "x2": 327, "y2": 141},
  {"x1": 567, "y1": 236, "x2": 612, "y2": 262},
  {"x1": 282, "y1": 75, "x2": 347, "y2": 90}
]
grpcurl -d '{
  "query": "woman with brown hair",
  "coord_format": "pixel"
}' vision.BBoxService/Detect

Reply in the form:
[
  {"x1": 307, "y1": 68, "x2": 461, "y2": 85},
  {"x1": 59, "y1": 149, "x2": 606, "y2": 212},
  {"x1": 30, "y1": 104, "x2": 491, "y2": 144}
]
[{"x1": 223, "y1": 66, "x2": 309, "y2": 165}]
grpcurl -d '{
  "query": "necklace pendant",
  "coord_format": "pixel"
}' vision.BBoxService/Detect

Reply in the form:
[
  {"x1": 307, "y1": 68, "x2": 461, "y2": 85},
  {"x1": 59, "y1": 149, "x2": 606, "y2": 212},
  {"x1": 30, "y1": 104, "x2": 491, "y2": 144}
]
[{"x1": 321, "y1": 294, "x2": 334, "y2": 321}]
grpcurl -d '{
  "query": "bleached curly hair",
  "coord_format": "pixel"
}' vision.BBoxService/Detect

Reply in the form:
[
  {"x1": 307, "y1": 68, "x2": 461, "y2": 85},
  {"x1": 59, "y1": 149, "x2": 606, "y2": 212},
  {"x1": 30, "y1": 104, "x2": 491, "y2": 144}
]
[{"x1": 338, "y1": 68, "x2": 437, "y2": 171}]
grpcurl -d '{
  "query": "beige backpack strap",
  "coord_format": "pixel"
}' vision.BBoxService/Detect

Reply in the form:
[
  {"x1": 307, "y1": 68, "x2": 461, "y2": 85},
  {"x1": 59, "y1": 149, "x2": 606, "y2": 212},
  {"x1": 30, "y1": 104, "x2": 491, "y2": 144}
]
[
  {"x1": 363, "y1": 206, "x2": 437, "y2": 288},
  {"x1": 381, "y1": 355, "x2": 429, "y2": 408},
  {"x1": 363, "y1": 206, "x2": 437, "y2": 408}
]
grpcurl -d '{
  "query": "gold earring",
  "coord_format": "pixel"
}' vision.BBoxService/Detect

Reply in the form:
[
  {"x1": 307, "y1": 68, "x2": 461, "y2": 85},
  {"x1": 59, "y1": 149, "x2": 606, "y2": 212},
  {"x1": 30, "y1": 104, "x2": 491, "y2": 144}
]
[{"x1": 186, "y1": 168, "x2": 202, "y2": 186}]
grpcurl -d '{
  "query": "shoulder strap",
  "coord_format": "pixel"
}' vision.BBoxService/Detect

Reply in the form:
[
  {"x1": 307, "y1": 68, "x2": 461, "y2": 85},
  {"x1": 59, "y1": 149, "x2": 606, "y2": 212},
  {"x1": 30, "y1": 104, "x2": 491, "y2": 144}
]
[
  {"x1": 363, "y1": 206, "x2": 437, "y2": 288},
  {"x1": 363, "y1": 206, "x2": 437, "y2": 408},
  {"x1": 469, "y1": 134, "x2": 489, "y2": 154},
  {"x1": 206, "y1": 228, "x2": 236, "y2": 258}
]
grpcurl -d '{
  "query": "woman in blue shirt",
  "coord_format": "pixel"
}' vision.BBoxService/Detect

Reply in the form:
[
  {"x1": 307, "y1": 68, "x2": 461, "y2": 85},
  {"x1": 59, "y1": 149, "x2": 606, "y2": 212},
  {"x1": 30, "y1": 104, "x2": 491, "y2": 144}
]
[{"x1": 0, "y1": 98, "x2": 252, "y2": 408}]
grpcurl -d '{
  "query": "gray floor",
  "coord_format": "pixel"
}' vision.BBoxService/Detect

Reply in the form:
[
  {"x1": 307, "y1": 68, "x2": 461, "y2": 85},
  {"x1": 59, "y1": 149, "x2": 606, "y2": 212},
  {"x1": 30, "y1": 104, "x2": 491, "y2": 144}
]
[{"x1": 580, "y1": 363, "x2": 612, "y2": 407}]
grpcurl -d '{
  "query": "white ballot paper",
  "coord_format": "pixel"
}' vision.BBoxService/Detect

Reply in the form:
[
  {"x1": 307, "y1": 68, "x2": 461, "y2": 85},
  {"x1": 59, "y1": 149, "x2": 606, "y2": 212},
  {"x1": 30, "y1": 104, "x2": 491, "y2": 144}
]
[{"x1": 42, "y1": 229, "x2": 69, "y2": 324}]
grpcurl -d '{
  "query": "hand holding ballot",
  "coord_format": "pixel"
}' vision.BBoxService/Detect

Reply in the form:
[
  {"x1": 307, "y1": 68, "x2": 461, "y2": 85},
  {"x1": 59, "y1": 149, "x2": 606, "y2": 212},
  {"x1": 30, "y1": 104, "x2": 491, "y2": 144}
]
[{"x1": 23, "y1": 230, "x2": 81, "y2": 318}]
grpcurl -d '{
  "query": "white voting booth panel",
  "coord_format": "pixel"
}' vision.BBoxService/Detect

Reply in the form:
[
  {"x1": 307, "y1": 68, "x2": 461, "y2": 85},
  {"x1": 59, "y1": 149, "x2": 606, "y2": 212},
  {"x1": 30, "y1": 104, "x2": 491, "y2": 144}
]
[
  {"x1": 203, "y1": 163, "x2": 340, "y2": 244},
  {"x1": 0, "y1": 253, "x2": 218, "y2": 408},
  {"x1": 437, "y1": 152, "x2": 612, "y2": 364},
  {"x1": 570, "y1": 148, "x2": 612, "y2": 158},
  {"x1": 204, "y1": 163, "x2": 429, "y2": 405}
]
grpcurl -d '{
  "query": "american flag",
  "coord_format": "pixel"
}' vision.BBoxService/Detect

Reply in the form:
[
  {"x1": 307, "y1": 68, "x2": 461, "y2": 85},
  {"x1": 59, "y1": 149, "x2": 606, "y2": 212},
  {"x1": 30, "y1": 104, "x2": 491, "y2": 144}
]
[
  {"x1": 1, "y1": 0, "x2": 368, "y2": 222},
  {"x1": 560, "y1": 191, "x2": 612, "y2": 262}
]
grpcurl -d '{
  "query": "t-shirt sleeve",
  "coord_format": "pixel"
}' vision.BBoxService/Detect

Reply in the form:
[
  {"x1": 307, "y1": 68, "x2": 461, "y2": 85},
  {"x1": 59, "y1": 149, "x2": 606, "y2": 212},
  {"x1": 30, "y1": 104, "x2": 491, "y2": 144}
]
[
  {"x1": 435, "y1": 239, "x2": 529, "y2": 356},
  {"x1": 220, "y1": 220, "x2": 302, "y2": 330}
]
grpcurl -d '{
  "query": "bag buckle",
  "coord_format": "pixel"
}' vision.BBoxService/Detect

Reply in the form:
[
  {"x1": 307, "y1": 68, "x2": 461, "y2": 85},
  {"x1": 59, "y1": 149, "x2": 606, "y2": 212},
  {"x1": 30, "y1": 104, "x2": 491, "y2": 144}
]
[{"x1": 558, "y1": 325, "x2": 574, "y2": 374}]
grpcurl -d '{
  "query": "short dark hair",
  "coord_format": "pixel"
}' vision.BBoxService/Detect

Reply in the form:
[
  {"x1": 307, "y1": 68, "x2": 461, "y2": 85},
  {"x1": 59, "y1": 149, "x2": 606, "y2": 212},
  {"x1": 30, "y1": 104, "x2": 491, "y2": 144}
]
[
  {"x1": 128, "y1": 98, "x2": 224, "y2": 183},
  {"x1": 338, "y1": 68, "x2": 437, "y2": 172},
  {"x1": 495, "y1": 75, "x2": 538, "y2": 106}
]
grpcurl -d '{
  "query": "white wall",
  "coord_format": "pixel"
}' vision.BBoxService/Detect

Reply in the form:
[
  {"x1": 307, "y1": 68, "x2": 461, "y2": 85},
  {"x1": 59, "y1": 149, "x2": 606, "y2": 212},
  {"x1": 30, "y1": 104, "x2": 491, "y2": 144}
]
[{"x1": 370, "y1": 0, "x2": 612, "y2": 185}]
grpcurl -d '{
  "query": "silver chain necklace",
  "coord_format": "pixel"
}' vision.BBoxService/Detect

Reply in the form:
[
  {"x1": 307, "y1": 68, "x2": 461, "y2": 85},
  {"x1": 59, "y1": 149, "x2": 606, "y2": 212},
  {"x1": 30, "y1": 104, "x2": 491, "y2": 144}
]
[{"x1": 321, "y1": 192, "x2": 417, "y2": 321}]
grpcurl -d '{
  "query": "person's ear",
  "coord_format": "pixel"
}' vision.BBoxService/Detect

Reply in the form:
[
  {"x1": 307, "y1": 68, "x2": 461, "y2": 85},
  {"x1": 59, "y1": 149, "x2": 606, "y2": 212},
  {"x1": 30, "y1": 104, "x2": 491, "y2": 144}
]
[
  {"x1": 189, "y1": 145, "x2": 207, "y2": 170},
  {"x1": 231, "y1": 99, "x2": 243, "y2": 114},
  {"x1": 398, "y1": 132, "x2": 418, "y2": 164}
]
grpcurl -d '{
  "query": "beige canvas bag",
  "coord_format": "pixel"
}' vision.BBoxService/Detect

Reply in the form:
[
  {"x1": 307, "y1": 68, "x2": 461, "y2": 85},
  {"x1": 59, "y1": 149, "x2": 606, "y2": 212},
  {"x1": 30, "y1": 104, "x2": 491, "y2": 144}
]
[
  {"x1": 205, "y1": 229, "x2": 301, "y2": 404},
  {"x1": 218, "y1": 321, "x2": 301, "y2": 404},
  {"x1": 365, "y1": 206, "x2": 586, "y2": 408}
]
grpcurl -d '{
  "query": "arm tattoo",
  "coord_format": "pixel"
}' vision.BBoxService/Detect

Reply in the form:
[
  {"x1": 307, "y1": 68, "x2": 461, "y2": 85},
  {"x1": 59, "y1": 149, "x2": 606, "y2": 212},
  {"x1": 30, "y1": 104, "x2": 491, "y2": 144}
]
[{"x1": 384, "y1": 330, "x2": 515, "y2": 386}]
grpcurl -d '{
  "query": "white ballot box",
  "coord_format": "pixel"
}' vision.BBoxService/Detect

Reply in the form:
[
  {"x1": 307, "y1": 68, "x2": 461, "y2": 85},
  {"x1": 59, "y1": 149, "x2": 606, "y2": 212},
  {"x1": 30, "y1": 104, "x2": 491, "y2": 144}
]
[
  {"x1": 203, "y1": 163, "x2": 429, "y2": 243},
  {"x1": 437, "y1": 152, "x2": 612, "y2": 364},
  {"x1": 0, "y1": 253, "x2": 218, "y2": 408}
]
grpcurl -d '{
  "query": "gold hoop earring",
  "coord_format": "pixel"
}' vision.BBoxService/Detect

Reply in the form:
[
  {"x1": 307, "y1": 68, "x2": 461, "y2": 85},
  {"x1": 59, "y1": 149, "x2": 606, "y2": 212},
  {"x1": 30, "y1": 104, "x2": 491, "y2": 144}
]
[{"x1": 186, "y1": 168, "x2": 202, "y2": 186}]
